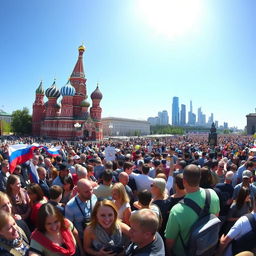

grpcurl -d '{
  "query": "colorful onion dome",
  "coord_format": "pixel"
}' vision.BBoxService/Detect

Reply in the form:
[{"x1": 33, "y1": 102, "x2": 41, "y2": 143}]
[
  {"x1": 81, "y1": 99, "x2": 90, "y2": 107},
  {"x1": 78, "y1": 44, "x2": 85, "y2": 51},
  {"x1": 91, "y1": 84, "x2": 103, "y2": 100},
  {"x1": 45, "y1": 80, "x2": 60, "y2": 98},
  {"x1": 36, "y1": 81, "x2": 44, "y2": 94},
  {"x1": 60, "y1": 80, "x2": 76, "y2": 96}
]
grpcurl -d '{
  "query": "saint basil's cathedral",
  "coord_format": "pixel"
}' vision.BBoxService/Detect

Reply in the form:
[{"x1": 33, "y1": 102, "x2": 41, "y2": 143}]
[{"x1": 32, "y1": 45, "x2": 103, "y2": 140}]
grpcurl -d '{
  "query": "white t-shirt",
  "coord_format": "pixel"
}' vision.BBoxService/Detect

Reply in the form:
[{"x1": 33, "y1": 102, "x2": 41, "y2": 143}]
[
  {"x1": 224, "y1": 212, "x2": 256, "y2": 256},
  {"x1": 130, "y1": 173, "x2": 153, "y2": 192}
]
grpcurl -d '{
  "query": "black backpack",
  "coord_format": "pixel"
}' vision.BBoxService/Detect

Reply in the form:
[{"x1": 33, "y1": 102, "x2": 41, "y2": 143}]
[
  {"x1": 179, "y1": 189, "x2": 221, "y2": 256},
  {"x1": 232, "y1": 213, "x2": 256, "y2": 254}
]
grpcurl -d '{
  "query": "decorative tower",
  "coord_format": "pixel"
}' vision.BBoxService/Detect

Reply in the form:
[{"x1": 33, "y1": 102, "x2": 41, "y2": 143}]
[
  {"x1": 60, "y1": 80, "x2": 75, "y2": 118},
  {"x1": 45, "y1": 80, "x2": 61, "y2": 118},
  {"x1": 32, "y1": 81, "x2": 45, "y2": 136},
  {"x1": 70, "y1": 45, "x2": 87, "y2": 118},
  {"x1": 90, "y1": 84, "x2": 103, "y2": 140}
]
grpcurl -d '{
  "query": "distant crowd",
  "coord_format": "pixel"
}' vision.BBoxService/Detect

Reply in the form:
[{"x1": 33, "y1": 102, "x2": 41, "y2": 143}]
[{"x1": 0, "y1": 134, "x2": 256, "y2": 256}]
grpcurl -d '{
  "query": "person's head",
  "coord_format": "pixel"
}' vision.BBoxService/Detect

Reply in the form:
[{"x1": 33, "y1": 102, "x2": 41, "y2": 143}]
[
  {"x1": 112, "y1": 182, "x2": 129, "y2": 204},
  {"x1": 236, "y1": 186, "x2": 250, "y2": 209},
  {"x1": 0, "y1": 210, "x2": 19, "y2": 240},
  {"x1": 0, "y1": 192, "x2": 12, "y2": 214},
  {"x1": 150, "y1": 178, "x2": 166, "y2": 197},
  {"x1": 37, "y1": 167, "x2": 47, "y2": 180},
  {"x1": 63, "y1": 176, "x2": 74, "y2": 191},
  {"x1": 6, "y1": 175, "x2": 21, "y2": 196},
  {"x1": 242, "y1": 170, "x2": 253, "y2": 186},
  {"x1": 217, "y1": 161, "x2": 225, "y2": 172},
  {"x1": 119, "y1": 172, "x2": 129, "y2": 186},
  {"x1": 49, "y1": 185, "x2": 63, "y2": 202},
  {"x1": 89, "y1": 199, "x2": 119, "y2": 232},
  {"x1": 44, "y1": 157, "x2": 52, "y2": 167},
  {"x1": 199, "y1": 167, "x2": 213, "y2": 188},
  {"x1": 86, "y1": 165, "x2": 94, "y2": 175},
  {"x1": 77, "y1": 178, "x2": 93, "y2": 202},
  {"x1": 105, "y1": 161, "x2": 113, "y2": 170},
  {"x1": 123, "y1": 162, "x2": 133, "y2": 175},
  {"x1": 32, "y1": 155, "x2": 39, "y2": 166},
  {"x1": 76, "y1": 164, "x2": 87, "y2": 180},
  {"x1": 37, "y1": 203, "x2": 66, "y2": 235},
  {"x1": 80, "y1": 153, "x2": 87, "y2": 163},
  {"x1": 27, "y1": 183, "x2": 44, "y2": 202},
  {"x1": 174, "y1": 173, "x2": 185, "y2": 191},
  {"x1": 142, "y1": 164, "x2": 150, "y2": 175},
  {"x1": 129, "y1": 209, "x2": 159, "y2": 247},
  {"x1": 246, "y1": 161, "x2": 254, "y2": 171},
  {"x1": 183, "y1": 164, "x2": 201, "y2": 188},
  {"x1": 58, "y1": 163, "x2": 69, "y2": 178},
  {"x1": 102, "y1": 169, "x2": 113, "y2": 185},
  {"x1": 225, "y1": 171, "x2": 234, "y2": 184},
  {"x1": 176, "y1": 160, "x2": 187, "y2": 170},
  {"x1": 13, "y1": 165, "x2": 22, "y2": 175},
  {"x1": 1, "y1": 160, "x2": 9, "y2": 174},
  {"x1": 137, "y1": 190, "x2": 152, "y2": 207}
]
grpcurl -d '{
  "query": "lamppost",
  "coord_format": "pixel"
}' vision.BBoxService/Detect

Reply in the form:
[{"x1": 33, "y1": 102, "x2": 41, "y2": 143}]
[{"x1": 109, "y1": 123, "x2": 113, "y2": 137}]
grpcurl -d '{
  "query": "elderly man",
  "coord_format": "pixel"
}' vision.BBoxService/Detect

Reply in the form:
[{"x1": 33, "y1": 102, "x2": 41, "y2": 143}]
[
  {"x1": 65, "y1": 178, "x2": 97, "y2": 240},
  {"x1": 126, "y1": 209, "x2": 165, "y2": 255}
]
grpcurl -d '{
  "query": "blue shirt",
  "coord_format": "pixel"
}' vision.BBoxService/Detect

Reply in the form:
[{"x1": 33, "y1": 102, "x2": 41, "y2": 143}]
[{"x1": 65, "y1": 194, "x2": 97, "y2": 239}]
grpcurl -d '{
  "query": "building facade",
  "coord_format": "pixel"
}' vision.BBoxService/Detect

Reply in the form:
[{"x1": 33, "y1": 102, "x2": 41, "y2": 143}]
[
  {"x1": 102, "y1": 117, "x2": 150, "y2": 136},
  {"x1": 172, "y1": 96, "x2": 179, "y2": 125},
  {"x1": 32, "y1": 45, "x2": 103, "y2": 141},
  {"x1": 180, "y1": 104, "x2": 186, "y2": 126}
]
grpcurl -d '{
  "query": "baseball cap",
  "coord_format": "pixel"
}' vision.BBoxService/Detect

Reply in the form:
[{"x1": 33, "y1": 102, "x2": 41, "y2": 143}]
[
  {"x1": 73, "y1": 155, "x2": 80, "y2": 160},
  {"x1": 242, "y1": 170, "x2": 253, "y2": 179}
]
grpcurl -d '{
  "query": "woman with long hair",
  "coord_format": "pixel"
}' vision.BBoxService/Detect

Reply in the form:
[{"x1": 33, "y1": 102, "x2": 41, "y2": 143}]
[
  {"x1": 224, "y1": 186, "x2": 251, "y2": 234},
  {"x1": 29, "y1": 203, "x2": 79, "y2": 256},
  {"x1": 60, "y1": 176, "x2": 74, "y2": 205},
  {"x1": 0, "y1": 210, "x2": 30, "y2": 255},
  {"x1": 112, "y1": 182, "x2": 131, "y2": 225},
  {"x1": 6, "y1": 175, "x2": 31, "y2": 220},
  {"x1": 83, "y1": 199, "x2": 130, "y2": 256},
  {"x1": 27, "y1": 184, "x2": 48, "y2": 229}
]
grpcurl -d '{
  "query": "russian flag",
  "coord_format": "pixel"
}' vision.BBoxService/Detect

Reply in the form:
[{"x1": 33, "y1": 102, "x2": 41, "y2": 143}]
[
  {"x1": 8, "y1": 144, "x2": 34, "y2": 173},
  {"x1": 43, "y1": 145, "x2": 61, "y2": 157}
]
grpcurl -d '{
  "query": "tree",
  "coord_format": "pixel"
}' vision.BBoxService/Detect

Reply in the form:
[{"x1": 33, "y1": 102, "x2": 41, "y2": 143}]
[
  {"x1": 11, "y1": 108, "x2": 32, "y2": 135},
  {"x1": 0, "y1": 120, "x2": 11, "y2": 134}
]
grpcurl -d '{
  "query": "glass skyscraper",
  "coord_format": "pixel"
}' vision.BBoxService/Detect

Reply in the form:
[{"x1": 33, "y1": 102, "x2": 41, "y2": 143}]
[{"x1": 172, "y1": 96, "x2": 179, "y2": 125}]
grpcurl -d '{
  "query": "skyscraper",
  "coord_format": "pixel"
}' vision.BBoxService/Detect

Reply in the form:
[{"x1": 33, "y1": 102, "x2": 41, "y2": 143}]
[
  {"x1": 172, "y1": 97, "x2": 179, "y2": 125},
  {"x1": 161, "y1": 110, "x2": 169, "y2": 125},
  {"x1": 188, "y1": 100, "x2": 196, "y2": 125},
  {"x1": 180, "y1": 104, "x2": 186, "y2": 126}
]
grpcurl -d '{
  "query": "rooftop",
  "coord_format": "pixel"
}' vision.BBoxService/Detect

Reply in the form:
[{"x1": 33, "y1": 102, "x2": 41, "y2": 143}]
[{"x1": 0, "y1": 109, "x2": 11, "y2": 116}]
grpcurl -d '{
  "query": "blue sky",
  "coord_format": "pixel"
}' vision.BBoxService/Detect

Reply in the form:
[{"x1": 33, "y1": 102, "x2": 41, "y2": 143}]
[{"x1": 0, "y1": 0, "x2": 255, "y2": 129}]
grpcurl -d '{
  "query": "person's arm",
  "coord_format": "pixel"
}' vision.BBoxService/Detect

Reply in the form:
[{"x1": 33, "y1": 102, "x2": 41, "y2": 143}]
[
  {"x1": 123, "y1": 207, "x2": 131, "y2": 226},
  {"x1": 165, "y1": 238, "x2": 175, "y2": 256},
  {"x1": 71, "y1": 224, "x2": 84, "y2": 256},
  {"x1": 215, "y1": 234, "x2": 232, "y2": 256},
  {"x1": 120, "y1": 222, "x2": 130, "y2": 237}
]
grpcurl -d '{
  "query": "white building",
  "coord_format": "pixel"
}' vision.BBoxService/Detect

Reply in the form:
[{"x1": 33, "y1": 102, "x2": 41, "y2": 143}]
[{"x1": 102, "y1": 117, "x2": 150, "y2": 136}]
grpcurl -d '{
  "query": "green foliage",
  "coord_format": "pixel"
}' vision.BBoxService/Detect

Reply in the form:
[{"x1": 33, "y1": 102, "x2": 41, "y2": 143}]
[
  {"x1": 150, "y1": 125, "x2": 184, "y2": 135},
  {"x1": 11, "y1": 108, "x2": 32, "y2": 135},
  {"x1": 1, "y1": 120, "x2": 11, "y2": 134}
]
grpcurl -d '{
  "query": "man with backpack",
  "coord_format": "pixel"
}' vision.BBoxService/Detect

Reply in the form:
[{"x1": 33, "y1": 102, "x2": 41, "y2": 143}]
[{"x1": 165, "y1": 164, "x2": 220, "y2": 256}]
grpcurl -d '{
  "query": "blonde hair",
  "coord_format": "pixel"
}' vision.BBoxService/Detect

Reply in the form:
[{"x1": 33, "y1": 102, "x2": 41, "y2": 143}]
[
  {"x1": 112, "y1": 182, "x2": 130, "y2": 204},
  {"x1": 89, "y1": 200, "x2": 120, "y2": 233},
  {"x1": 0, "y1": 191, "x2": 9, "y2": 206},
  {"x1": 0, "y1": 210, "x2": 12, "y2": 230}
]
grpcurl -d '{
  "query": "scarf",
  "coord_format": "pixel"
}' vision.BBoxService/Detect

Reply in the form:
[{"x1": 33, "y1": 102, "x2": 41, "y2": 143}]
[
  {"x1": 94, "y1": 223, "x2": 122, "y2": 249},
  {"x1": 31, "y1": 222, "x2": 76, "y2": 255}
]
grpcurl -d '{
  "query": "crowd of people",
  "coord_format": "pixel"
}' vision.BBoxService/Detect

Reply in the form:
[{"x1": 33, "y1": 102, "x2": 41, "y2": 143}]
[{"x1": 0, "y1": 134, "x2": 255, "y2": 255}]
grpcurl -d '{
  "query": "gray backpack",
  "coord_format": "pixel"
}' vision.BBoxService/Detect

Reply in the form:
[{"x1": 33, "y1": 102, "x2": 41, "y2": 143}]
[{"x1": 179, "y1": 189, "x2": 221, "y2": 256}]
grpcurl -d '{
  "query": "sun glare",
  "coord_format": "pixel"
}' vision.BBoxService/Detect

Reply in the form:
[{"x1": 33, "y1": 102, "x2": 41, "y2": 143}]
[{"x1": 137, "y1": 0, "x2": 203, "y2": 39}]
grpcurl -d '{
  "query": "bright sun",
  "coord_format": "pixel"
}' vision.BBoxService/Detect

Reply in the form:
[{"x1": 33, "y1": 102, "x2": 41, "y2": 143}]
[{"x1": 137, "y1": 0, "x2": 203, "y2": 38}]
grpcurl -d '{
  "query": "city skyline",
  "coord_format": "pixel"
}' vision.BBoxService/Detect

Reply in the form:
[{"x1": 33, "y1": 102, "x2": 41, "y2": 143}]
[{"x1": 1, "y1": 0, "x2": 256, "y2": 129}]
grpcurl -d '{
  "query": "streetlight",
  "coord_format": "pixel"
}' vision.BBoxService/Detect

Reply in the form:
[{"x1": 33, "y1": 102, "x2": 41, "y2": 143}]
[{"x1": 109, "y1": 123, "x2": 113, "y2": 137}]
